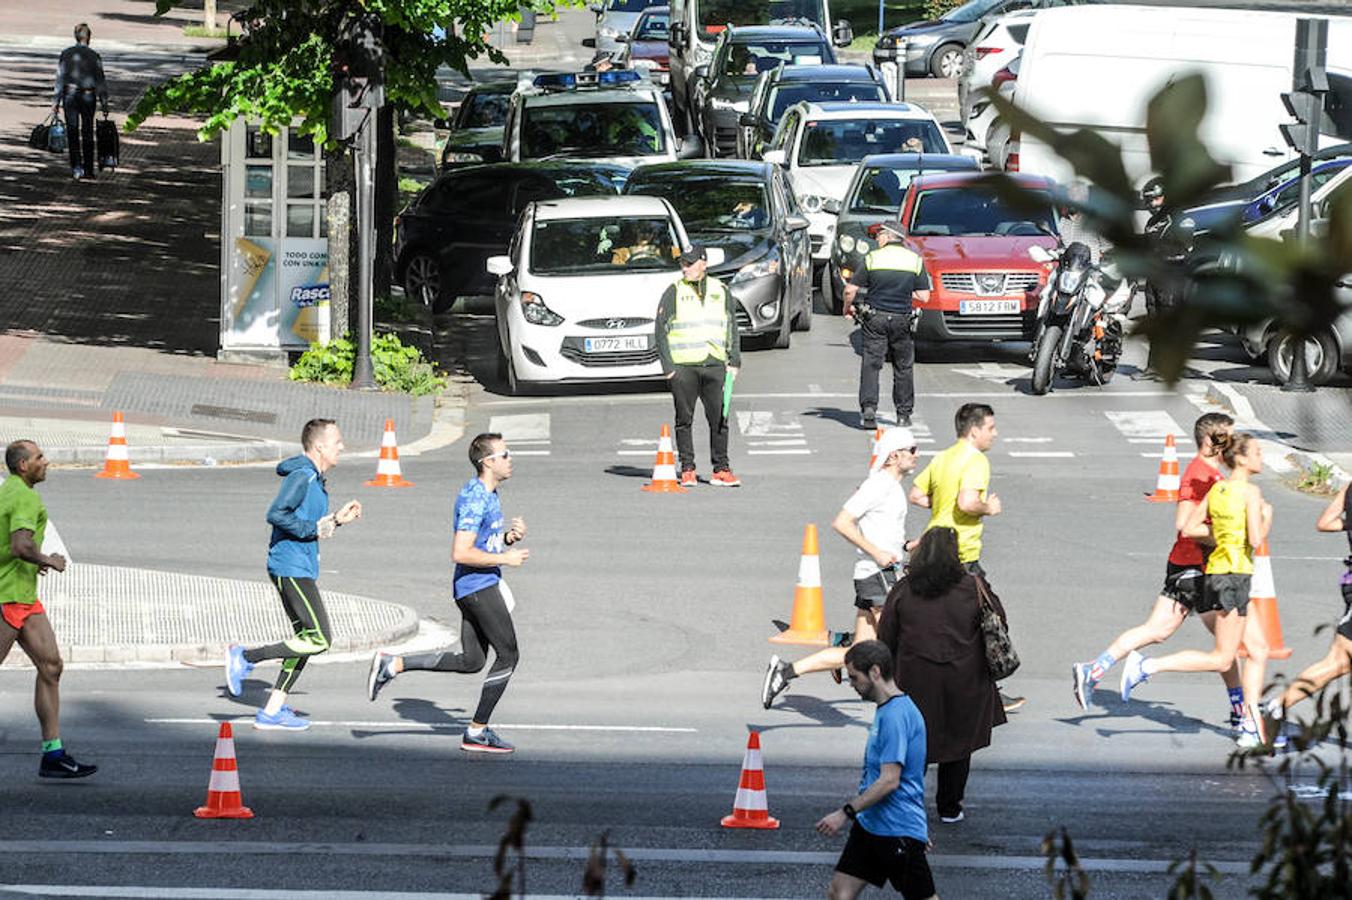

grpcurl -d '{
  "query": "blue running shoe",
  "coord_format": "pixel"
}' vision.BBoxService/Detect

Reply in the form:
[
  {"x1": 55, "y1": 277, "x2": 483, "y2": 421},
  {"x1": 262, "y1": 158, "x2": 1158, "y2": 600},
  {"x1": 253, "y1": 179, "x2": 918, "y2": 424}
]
[
  {"x1": 367, "y1": 651, "x2": 395, "y2": 702},
  {"x1": 254, "y1": 705, "x2": 310, "y2": 731},
  {"x1": 225, "y1": 644, "x2": 253, "y2": 697},
  {"x1": 461, "y1": 727, "x2": 514, "y2": 754},
  {"x1": 1120, "y1": 650, "x2": 1149, "y2": 701},
  {"x1": 1072, "y1": 663, "x2": 1091, "y2": 711}
]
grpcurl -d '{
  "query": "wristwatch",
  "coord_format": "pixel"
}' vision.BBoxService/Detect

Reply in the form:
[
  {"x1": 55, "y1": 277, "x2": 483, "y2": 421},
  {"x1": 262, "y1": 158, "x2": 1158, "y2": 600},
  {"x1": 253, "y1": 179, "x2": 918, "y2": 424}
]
[{"x1": 842, "y1": 803, "x2": 858, "y2": 821}]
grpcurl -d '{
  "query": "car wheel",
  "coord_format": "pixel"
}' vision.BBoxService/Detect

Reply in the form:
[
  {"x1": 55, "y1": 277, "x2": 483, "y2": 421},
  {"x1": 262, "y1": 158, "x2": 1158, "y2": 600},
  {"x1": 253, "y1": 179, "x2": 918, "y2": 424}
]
[
  {"x1": 1267, "y1": 328, "x2": 1338, "y2": 386},
  {"x1": 403, "y1": 253, "x2": 446, "y2": 312},
  {"x1": 817, "y1": 264, "x2": 842, "y2": 315},
  {"x1": 931, "y1": 44, "x2": 964, "y2": 80},
  {"x1": 772, "y1": 308, "x2": 792, "y2": 349},
  {"x1": 792, "y1": 293, "x2": 812, "y2": 332}
]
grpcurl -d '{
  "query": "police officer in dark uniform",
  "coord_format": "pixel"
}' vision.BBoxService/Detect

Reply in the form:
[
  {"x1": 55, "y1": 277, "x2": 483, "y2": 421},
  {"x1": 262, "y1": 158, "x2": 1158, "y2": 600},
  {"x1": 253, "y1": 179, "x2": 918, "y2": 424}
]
[
  {"x1": 843, "y1": 221, "x2": 930, "y2": 429},
  {"x1": 51, "y1": 22, "x2": 108, "y2": 181}
]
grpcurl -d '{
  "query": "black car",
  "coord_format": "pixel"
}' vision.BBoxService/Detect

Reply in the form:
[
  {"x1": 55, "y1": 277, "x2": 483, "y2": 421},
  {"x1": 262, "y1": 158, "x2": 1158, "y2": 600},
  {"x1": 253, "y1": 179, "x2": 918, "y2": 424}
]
[
  {"x1": 873, "y1": 0, "x2": 1079, "y2": 78},
  {"x1": 623, "y1": 160, "x2": 813, "y2": 348},
  {"x1": 736, "y1": 63, "x2": 890, "y2": 160},
  {"x1": 396, "y1": 162, "x2": 629, "y2": 310},
  {"x1": 692, "y1": 25, "x2": 836, "y2": 158},
  {"x1": 439, "y1": 80, "x2": 514, "y2": 170}
]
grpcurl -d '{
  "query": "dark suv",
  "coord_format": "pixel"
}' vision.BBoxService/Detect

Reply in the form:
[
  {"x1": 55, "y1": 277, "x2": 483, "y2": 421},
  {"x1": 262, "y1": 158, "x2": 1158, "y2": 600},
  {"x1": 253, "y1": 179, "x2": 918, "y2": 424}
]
[
  {"x1": 736, "y1": 63, "x2": 889, "y2": 159},
  {"x1": 439, "y1": 80, "x2": 514, "y2": 169},
  {"x1": 693, "y1": 25, "x2": 835, "y2": 158},
  {"x1": 873, "y1": 0, "x2": 1079, "y2": 78}
]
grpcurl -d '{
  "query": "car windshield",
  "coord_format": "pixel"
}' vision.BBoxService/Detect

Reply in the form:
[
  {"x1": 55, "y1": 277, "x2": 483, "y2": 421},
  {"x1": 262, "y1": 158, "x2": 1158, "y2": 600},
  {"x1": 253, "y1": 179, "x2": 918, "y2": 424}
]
[
  {"x1": 522, "y1": 102, "x2": 667, "y2": 159},
  {"x1": 767, "y1": 82, "x2": 884, "y2": 120},
  {"x1": 722, "y1": 41, "x2": 826, "y2": 77},
  {"x1": 607, "y1": 0, "x2": 655, "y2": 11},
  {"x1": 797, "y1": 120, "x2": 947, "y2": 166},
  {"x1": 699, "y1": 0, "x2": 825, "y2": 35},
  {"x1": 628, "y1": 177, "x2": 770, "y2": 231},
  {"x1": 532, "y1": 216, "x2": 682, "y2": 275},
  {"x1": 943, "y1": 0, "x2": 1003, "y2": 24},
  {"x1": 908, "y1": 186, "x2": 1058, "y2": 237},
  {"x1": 634, "y1": 11, "x2": 669, "y2": 39},
  {"x1": 849, "y1": 164, "x2": 971, "y2": 212},
  {"x1": 461, "y1": 92, "x2": 509, "y2": 129}
]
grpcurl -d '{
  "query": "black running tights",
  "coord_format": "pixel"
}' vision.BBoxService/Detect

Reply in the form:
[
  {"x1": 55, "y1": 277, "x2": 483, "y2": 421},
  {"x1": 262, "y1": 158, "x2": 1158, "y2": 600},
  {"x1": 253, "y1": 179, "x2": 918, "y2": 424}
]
[
  {"x1": 402, "y1": 583, "x2": 519, "y2": 724},
  {"x1": 243, "y1": 576, "x2": 332, "y2": 693}
]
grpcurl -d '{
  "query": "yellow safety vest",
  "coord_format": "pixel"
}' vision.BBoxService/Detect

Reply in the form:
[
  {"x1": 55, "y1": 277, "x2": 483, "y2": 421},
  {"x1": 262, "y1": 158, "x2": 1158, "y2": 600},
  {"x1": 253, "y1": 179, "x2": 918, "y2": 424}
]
[
  {"x1": 865, "y1": 243, "x2": 923, "y2": 275},
  {"x1": 667, "y1": 277, "x2": 730, "y2": 365}
]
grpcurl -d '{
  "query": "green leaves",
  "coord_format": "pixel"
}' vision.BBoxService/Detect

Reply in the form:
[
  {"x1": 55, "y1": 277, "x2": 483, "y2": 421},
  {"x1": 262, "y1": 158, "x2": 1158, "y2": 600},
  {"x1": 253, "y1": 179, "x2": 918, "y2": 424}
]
[
  {"x1": 289, "y1": 331, "x2": 447, "y2": 395},
  {"x1": 1145, "y1": 75, "x2": 1230, "y2": 209}
]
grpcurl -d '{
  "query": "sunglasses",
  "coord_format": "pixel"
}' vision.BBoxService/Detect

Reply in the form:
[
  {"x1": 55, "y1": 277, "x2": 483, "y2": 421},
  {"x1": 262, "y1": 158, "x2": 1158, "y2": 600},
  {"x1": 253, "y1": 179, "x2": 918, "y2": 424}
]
[{"x1": 480, "y1": 449, "x2": 512, "y2": 462}]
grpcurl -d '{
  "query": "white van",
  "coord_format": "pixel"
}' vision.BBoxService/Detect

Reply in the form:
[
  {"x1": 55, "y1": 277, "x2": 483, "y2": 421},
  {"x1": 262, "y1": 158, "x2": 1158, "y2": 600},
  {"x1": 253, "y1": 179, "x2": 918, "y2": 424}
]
[
  {"x1": 668, "y1": 0, "x2": 853, "y2": 134},
  {"x1": 1012, "y1": 5, "x2": 1352, "y2": 187}
]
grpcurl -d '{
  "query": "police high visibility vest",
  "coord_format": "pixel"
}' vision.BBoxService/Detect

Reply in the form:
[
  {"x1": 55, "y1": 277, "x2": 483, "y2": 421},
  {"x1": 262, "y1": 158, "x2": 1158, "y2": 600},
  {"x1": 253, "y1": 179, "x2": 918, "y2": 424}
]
[
  {"x1": 864, "y1": 243, "x2": 923, "y2": 276},
  {"x1": 667, "y1": 278, "x2": 730, "y2": 365}
]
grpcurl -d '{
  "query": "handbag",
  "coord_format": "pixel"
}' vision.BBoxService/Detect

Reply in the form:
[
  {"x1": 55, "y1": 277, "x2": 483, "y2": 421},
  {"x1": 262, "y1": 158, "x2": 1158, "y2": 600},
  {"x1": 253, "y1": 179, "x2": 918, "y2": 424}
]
[
  {"x1": 29, "y1": 113, "x2": 59, "y2": 151},
  {"x1": 974, "y1": 575, "x2": 1020, "y2": 680}
]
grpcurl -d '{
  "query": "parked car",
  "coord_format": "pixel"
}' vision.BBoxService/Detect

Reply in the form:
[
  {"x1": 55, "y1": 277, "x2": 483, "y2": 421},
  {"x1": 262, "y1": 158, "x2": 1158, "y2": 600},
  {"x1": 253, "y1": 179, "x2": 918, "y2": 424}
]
[
  {"x1": 440, "y1": 80, "x2": 514, "y2": 169},
  {"x1": 898, "y1": 171, "x2": 1060, "y2": 342},
  {"x1": 736, "y1": 63, "x2": 890, "y2": 160},
  {"x1": 873, "y1": 0, "x2": 1074, "y2": 78},
  {"x1": 624, "y1": 160, "x2": 814, "y2": 348},
  {"x1": 395, "y1": 162, "x2": 628, "y2": 311},
  {"x1": 978, "y1": 55, "x2": 1019, "y2": 168},
  {"x1": 958, "y1": 10, "x2": 1033, "y2": 147},
  {"x1": 822, "y1": 152, "x2": 978, "y2": 313},
  {"x1": 761, "y1": 100, "x2": 951, "y2": 267},
  {"x1": 593, "y1": 0, "x2": 663, "y2": 56},
  {"x1": 619, "y1": 5, "x2": 671, "y2": 87},
  {"x1": 692, "y1": 25, "x2": 836, "y2": 158},
  {"x1": 1184, "y1": 157, "x2": 1352, "y2": 235},
  {"x1": 484, "y1": 195, "x2": 724, "y2": 393}
]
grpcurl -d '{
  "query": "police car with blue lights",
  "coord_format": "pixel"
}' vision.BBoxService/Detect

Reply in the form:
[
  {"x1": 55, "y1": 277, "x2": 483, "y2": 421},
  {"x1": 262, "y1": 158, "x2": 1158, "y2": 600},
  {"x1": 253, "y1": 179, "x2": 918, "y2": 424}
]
[{"x1": 501, "y1": 69, "x2": 701, "y2": 168}]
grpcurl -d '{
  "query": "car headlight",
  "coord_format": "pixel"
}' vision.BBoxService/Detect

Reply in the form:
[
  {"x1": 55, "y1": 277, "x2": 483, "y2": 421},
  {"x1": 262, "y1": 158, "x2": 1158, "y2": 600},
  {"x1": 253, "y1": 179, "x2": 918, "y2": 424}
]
[
  {"x1": 520, "y1": 291, "x2": 563, "y2": 326},
  {"x1": 733, "y1": 257, "x2": 780, "y2": 284},
  {"x1": 838, "y1": 234, "x2": 855, "y2": 253},
  {"x1": 856, "y1": 237, "x2": 870, "y2": 253},
  {"x1": 443, "y1": 150, "x2": 484, "y2": 163},
  {"x1": 840, "y1": 267, "x2": 853, "y2": 282},
  {"x1": 906, "y1": 33, "x2": 937, "y2": 46},
  {"x1": 800, "y1": 195, "x2": 831, "y2": 213},
  {"x1": 877, "y1": 35, "x2": 896, "y2": 49},
  {"x1": 709, "y1": 97, "x2": 750, "y2": 113},
  {"x1": 599, "y1": 26, "x2": 621, "y2": 39}
]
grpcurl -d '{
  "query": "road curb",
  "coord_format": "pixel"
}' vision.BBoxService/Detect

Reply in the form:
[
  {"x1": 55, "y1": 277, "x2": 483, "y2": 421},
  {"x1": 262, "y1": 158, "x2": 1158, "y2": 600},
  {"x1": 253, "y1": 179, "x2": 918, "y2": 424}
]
[
  {"x1": 0, "y1": 33, "x2": 218, "y2": 56},
  {"x1": 1203, "y1": 381, "x2": 1351, "y2": 485},
  {"x1": 48, "y1": 439, "x2": 301, "y2": 467}
]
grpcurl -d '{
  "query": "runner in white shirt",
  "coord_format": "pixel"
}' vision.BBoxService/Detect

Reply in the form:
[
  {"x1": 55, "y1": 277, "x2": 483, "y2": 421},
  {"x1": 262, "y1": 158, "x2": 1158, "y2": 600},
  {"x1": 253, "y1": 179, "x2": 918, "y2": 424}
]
[{"x1": 761, "y1": 427, "x2": 920, "y2": 708}]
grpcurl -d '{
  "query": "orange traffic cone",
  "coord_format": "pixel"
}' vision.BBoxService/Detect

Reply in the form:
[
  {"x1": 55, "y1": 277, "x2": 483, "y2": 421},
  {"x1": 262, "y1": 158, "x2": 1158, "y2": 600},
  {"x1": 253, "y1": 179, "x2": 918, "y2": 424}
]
[
  {"x1": 365, "y1": 419, "x2": 413, "y2": 488},
  {"x1": 194, "y1": 722, "x2": 254, "y2": 819},
  {"x1": 720, "y1": 730, "x2": 779, "y2": 830},
  {"x1": 1145, "y1": 434, "x2": 1180, "y2": 502},
  {"x1": 770, "y1": 524, "x2": 828, "y2": 646},
  {"x1": 1240, "y1": 541, "x2": 1292, "y2": 660},
  {"x1": 867, "y1": 426, "x2": 884, "y2": 470},
  {"x1": 94, "y1": 411, "x2": 140, "y2": 480},
  {"x1": 641, "y1": 424, "x2": 687, "y2": 493}
]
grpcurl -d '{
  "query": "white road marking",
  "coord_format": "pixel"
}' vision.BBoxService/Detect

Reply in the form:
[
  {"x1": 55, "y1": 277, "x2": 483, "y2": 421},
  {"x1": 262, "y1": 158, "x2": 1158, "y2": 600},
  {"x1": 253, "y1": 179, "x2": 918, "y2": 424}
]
[
  {"x1": 620, "y1": 438, "x2": 659, "y2": 445},
  {"x1": 475, "y1": 390, "x2": 1183, "y2": 407},
  {"x1": 747, "y1": 449, "x2": 813, "y2": 455},
  {"x1": 1104, "y1": 410, "x2": 1187, "y2": 441},
  {"x1": 488, "y1": 412, "x2": 551, "y2": 440},
  {"x1": 951, "y1": 362, "x2": 1028, "y2": 384},
  {"x1": 1127, "y1": 437, "x2": 1192, "y2": 444},
  {"x1": 1002, "y1": 437, "x2": 1055, "y2": 443},
  {"x1": 737, "y1": 410, "x2": 804, "y2": 437},
  {"x1": 747, "y1": 439, "x2": 809, "y2": 447},
  {"x1": 1008, "y1": 451, "x2": 1076, "y2": 458},
  {"x1": 617, "y1": 450, "x2": 657, "y2": 456},
  {"x1": 143, "y1": 719, "x2": 696, "y2": 733},
  {"x1": 807, "y1": 383, "x2": 823, "y2": 393},
  {"x1": 507, "y1": 439, "x2": 552, "y2": 445}
]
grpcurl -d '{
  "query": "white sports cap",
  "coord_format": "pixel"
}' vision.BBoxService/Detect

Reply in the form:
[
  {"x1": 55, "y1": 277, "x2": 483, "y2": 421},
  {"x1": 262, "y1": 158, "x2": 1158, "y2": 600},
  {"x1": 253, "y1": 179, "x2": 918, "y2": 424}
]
[{"x1": 870, "y1": 426, "x2": 918, "y2": 472}]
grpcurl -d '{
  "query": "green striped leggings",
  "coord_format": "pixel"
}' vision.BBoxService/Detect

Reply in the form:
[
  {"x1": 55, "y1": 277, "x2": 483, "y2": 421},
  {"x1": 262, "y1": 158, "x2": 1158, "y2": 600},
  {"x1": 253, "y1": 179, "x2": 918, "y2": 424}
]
[{"x1": 242, "y1": 576, "x2": 332, "y2": 693}]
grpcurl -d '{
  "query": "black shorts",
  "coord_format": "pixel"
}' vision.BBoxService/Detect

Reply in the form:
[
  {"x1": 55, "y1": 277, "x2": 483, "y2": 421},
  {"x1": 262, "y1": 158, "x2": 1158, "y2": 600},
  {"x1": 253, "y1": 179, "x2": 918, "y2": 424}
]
[
  {"x1": 854, "y1": 569, "x2": 900, "y2": 610},
  {"x1": 1161, "y1": 562, "x2": 1207, "y2": 612},
  {"x1": 1204, "y1": 573, "x2": 1252, "y2": 616},
  {"x1": 836, "y1": 824, "x2": 935, "y2": 899},
  {"x1": 1337, "y1": 578, "x2": 1352, "y2": 642}
]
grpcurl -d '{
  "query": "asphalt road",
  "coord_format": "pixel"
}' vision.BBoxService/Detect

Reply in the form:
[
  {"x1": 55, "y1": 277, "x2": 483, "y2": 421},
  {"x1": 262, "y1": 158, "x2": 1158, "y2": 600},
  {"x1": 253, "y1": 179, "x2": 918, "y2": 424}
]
[{"x1": 5, "y1": 309, "x2": 1347, "y2": 898}]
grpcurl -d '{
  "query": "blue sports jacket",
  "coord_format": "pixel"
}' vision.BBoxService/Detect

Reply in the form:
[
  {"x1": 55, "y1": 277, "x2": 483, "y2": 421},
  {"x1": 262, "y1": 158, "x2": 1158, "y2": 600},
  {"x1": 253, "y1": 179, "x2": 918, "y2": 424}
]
[{"x1": 266, "y1": 455, "x2": 329, "y2": 578}]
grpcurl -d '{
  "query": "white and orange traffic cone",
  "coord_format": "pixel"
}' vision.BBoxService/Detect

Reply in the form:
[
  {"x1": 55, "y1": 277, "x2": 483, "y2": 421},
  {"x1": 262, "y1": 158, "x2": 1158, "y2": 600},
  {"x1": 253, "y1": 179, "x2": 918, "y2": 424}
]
[
  {"x1": 867, "y1": 426, "x2": 884, "y2": 471},
  {"x1": 1240, "y1": 540, "x2": 1292, "y2": 661},
  {"x1": 94, "y1": 411, "x2": 140, "y2": 480},
  {"x1": 641, "y1": 424, "x2": 687, "y2": 493},
  {"x1": 1145, "y1": 434, "x2": 1180, "y2": 502},
  {"x1": 193, "y1": 722, "x2": 254, "y2": 819},
  {"x1": 720, "y1": 730, "x2": 779, "y2": 830},
  {"x1": 365, "y1": 419, "x2": 413, "y2": 488},
  {"x1": 770, "y1": 524, "x2": 828, "y2": 646}
]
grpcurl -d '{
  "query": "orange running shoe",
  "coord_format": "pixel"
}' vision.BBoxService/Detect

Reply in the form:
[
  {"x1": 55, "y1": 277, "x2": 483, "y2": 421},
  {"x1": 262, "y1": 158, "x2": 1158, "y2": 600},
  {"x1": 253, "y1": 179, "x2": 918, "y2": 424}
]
[
  {"x1": 680, "y1": 469, "x2": 698, "y2": 487},
  {"x1": 710, "y1": 470, "x2": 741, "y2": 487}
]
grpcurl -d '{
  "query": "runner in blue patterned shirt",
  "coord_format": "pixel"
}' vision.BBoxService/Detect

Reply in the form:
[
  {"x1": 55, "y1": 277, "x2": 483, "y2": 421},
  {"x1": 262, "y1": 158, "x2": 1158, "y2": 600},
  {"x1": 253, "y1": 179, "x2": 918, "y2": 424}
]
[{"x1": 365, "y1": 432, "x2": 529, "y2": 754}]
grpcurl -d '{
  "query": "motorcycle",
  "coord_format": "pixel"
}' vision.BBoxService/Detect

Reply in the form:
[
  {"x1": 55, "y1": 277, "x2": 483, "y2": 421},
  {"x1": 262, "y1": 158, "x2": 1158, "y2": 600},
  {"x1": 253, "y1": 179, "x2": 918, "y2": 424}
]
[{"x1": 1027, "y1": 241, "x2": 1129, "y2": 395}]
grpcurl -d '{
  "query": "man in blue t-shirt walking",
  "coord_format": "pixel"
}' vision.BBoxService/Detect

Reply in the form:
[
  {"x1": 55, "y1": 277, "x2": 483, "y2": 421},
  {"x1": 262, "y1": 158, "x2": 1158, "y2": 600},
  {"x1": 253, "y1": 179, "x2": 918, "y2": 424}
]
[
  {"x1": 816, "y1": 640, "x2": 937, "y2": 900},
  {"x1": 365, "y1": 432, "x2": 529, "y2": 754}
]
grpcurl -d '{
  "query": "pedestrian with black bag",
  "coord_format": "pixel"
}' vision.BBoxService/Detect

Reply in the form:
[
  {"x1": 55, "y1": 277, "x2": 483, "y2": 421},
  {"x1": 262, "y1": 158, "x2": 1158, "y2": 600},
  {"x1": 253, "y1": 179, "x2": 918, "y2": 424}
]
[
  {"x1": 876, "y1": 526, "x2": 1010, "y2": 826},
  {"x1": 51, "y1": 23, "x2": 108, "y2": 181},
  {"x1": 843, "y1": 220, "x2": 930, "y2": 429}
]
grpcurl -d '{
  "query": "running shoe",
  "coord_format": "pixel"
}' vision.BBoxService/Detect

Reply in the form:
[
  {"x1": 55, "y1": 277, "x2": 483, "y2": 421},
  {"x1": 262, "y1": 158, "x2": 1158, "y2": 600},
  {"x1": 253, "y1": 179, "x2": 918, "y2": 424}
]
[
  {"x1": 1071, "y1": 663, "x2": 1091, "y2": 711},
  {"x1": 1235, "y1": 720, "x2": 1262, "y2": 750},
  {"x1": 225, "y1": 644, "x2": 254, "y2": 697},
  {"x1": 710, "y1": 470, "x2": 741, "y2": 487},
  {"x1": 367, "y1": 651, "x2": 395, "y2": 702},
  {"x1": 680, "y1": 469, "x2": 698, "y2": 487},
  {"x1": 72, "y1": 166, "x2": 84, "y2": 181},
  {"x1": 1000, "y1": 691, "x2": 1026, "y2": 713},
  {"x1": 762, "y1": 655, "x2": 790, "y2": 709},
  {"x1": 1120, "y1": 650, "x2": 1149, "y2": 701},
  {"x1": 462, "y1": 727, "x2": 514, "y2": 754},
  {"x1": 254, "y1": 705, "x2": 310, "y2": 731},
  {"x1": 939, "y1": 810, "x2": 964, "y2": 824},
  {"x1": 38, "y1": 752, "x2": 97, "y2": 779}
]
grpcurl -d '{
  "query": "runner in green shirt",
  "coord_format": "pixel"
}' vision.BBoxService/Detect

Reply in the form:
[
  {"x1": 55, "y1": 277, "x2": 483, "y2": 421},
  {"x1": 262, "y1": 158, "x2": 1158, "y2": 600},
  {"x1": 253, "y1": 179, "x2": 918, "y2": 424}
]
[{"x1": 0, "y1": 440, "x2": 97, "y2": 778}]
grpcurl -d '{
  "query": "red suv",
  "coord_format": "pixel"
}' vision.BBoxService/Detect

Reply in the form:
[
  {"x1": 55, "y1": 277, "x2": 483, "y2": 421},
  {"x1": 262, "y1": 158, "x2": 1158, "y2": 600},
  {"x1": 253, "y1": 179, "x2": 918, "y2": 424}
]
[{"x1": 898, "y1": 172, "x2": 1059, "y2": 342}]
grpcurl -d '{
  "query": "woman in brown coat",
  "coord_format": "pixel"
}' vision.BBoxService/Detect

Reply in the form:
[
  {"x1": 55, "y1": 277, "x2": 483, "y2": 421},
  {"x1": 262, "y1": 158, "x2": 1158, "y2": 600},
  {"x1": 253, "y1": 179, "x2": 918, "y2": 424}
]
[{"x1": 876, "y1": 526, "x2": 1006, "y2": 824}]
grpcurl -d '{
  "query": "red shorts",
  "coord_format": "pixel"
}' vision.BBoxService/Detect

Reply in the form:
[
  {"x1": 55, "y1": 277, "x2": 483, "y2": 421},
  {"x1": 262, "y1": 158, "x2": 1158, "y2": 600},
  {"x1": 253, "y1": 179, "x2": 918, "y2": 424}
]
[{"x1": 1, "y1": 599, "x2": 45, "y2": 631}]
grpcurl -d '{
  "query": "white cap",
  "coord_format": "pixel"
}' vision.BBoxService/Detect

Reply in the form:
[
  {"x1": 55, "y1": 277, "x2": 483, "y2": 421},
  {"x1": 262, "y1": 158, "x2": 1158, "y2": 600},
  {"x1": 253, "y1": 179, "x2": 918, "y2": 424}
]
[{"x1": 870, "y1": 426, "x2": 918, "y2": 472}]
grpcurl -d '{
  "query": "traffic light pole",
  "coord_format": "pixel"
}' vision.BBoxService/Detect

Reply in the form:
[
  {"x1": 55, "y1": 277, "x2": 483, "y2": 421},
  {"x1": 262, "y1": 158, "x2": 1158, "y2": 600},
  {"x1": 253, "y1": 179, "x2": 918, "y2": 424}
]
[{"x1": 351, "y1": 116, "x2": 376, "y2": 390}]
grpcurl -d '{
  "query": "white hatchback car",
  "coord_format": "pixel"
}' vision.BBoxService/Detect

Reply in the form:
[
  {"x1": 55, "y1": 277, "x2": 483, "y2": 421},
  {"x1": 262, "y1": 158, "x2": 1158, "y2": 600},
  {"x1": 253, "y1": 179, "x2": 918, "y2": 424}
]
[
  {"x1": 485, "y1": 195, "x2": 724, "y2": 393},
  {"x1": 760, "y1": 101, "x2": 951, "y2": 266}
]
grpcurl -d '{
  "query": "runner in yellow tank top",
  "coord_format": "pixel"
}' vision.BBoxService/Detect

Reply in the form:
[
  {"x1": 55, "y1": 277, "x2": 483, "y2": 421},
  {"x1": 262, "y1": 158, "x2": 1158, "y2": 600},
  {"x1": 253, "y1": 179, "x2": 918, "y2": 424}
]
[{"x1": 1119, "y1": 432, "x2": 1274, "y2": 747}]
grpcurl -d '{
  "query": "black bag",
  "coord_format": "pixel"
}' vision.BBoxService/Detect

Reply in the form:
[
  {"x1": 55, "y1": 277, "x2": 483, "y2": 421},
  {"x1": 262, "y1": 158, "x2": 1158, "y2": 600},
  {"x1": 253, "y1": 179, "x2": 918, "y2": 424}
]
[
  {"x1": 28, "y1": 115, "x2": 52, "y2": 150},
  {"x1": 96, "y1": 114, "x2": 119, "y2": 170},
  {"x1": 975, "y1": 576, "x2": 1020, "y2": 680}
]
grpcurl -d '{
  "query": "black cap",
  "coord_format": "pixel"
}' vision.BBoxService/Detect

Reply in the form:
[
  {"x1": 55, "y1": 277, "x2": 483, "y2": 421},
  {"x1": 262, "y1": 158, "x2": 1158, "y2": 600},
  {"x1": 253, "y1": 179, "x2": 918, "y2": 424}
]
[{"x1": 678, "y1": 245, "x2": 707, "y2": 266}]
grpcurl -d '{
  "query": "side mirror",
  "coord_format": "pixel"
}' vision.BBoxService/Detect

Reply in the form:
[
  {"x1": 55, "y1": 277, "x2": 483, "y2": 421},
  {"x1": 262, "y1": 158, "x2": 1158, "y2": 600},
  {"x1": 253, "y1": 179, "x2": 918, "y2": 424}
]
[
  {"x1": 486, "y1": 256, "x2": 513, "y2": 276},
  {"x1": 785, "y1": 214, "x2": 810, "y2": 231},
  {"x1": 762, "y1": 149, "x2": 787, "y2": 165},
  {"x1": 677, "y1": 134, "x2": 703, "y2": 159},
  {"x1": 705, "y1": 247, "x2": 726, "y2": 267},
  {"x1": 823, "y1": 199, "x2": 842, "y2": 215},
  {"x1": 1027, "y1": 245, "x2": 1055, "y2": 263},
  {"x1": 693, "y1": 64, "x2": 709, "y2": 82},
  {"x1": 616, "y1": 34, "x2": 629, "y2": 43},
  {"x1": 738, "y1": 113, "x2": 757, "y2": 127},
  {"x1": 833, "y1": 20, "x2": 854, "y2": 47}
]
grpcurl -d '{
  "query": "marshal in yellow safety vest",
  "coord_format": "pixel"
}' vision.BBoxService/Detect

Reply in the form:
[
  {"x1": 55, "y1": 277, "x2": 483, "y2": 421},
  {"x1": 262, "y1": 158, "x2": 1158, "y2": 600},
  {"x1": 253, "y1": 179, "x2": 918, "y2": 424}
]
[{"x1": 663, "y1": 277, "x2": 733, "y2": 366}]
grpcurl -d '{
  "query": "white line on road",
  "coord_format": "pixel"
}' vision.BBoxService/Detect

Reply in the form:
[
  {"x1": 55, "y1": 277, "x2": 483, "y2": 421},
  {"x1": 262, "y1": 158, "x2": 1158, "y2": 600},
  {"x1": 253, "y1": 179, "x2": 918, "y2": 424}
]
[
  {"x1": 143, "y1": 719, "x2": 696, "y2": 733},
  {"x1": 1001, "y1": 437, "x2": 1054, "y2": 443},
  {"x1": 747, "y1": 439, "x2": 809, "y2": 446},
  {"x1": 1008, "y1": 451, "x2": 1076, "y2": 458},
  {"x1": 616, "y1": 450, "x2": 657, "y2": 456},
  {"x1": 487, "y1": 412, "x2": 550, "y2": 441},
  {"x1": 619, "y1": 438, "x2": 659, "y2": 445},
  {"x1": 1127, "y1": 437, "x2": 1192, "y2": 444},
  {"x1": 747, "y1": 450, "x2": 813, "y2": 456},
  {"x1": 475, "y1": 390, "x2": 1182, "y2": 407},
  {"x1": 507, "y1": 439, "x2": 552, "y2": 445}
]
